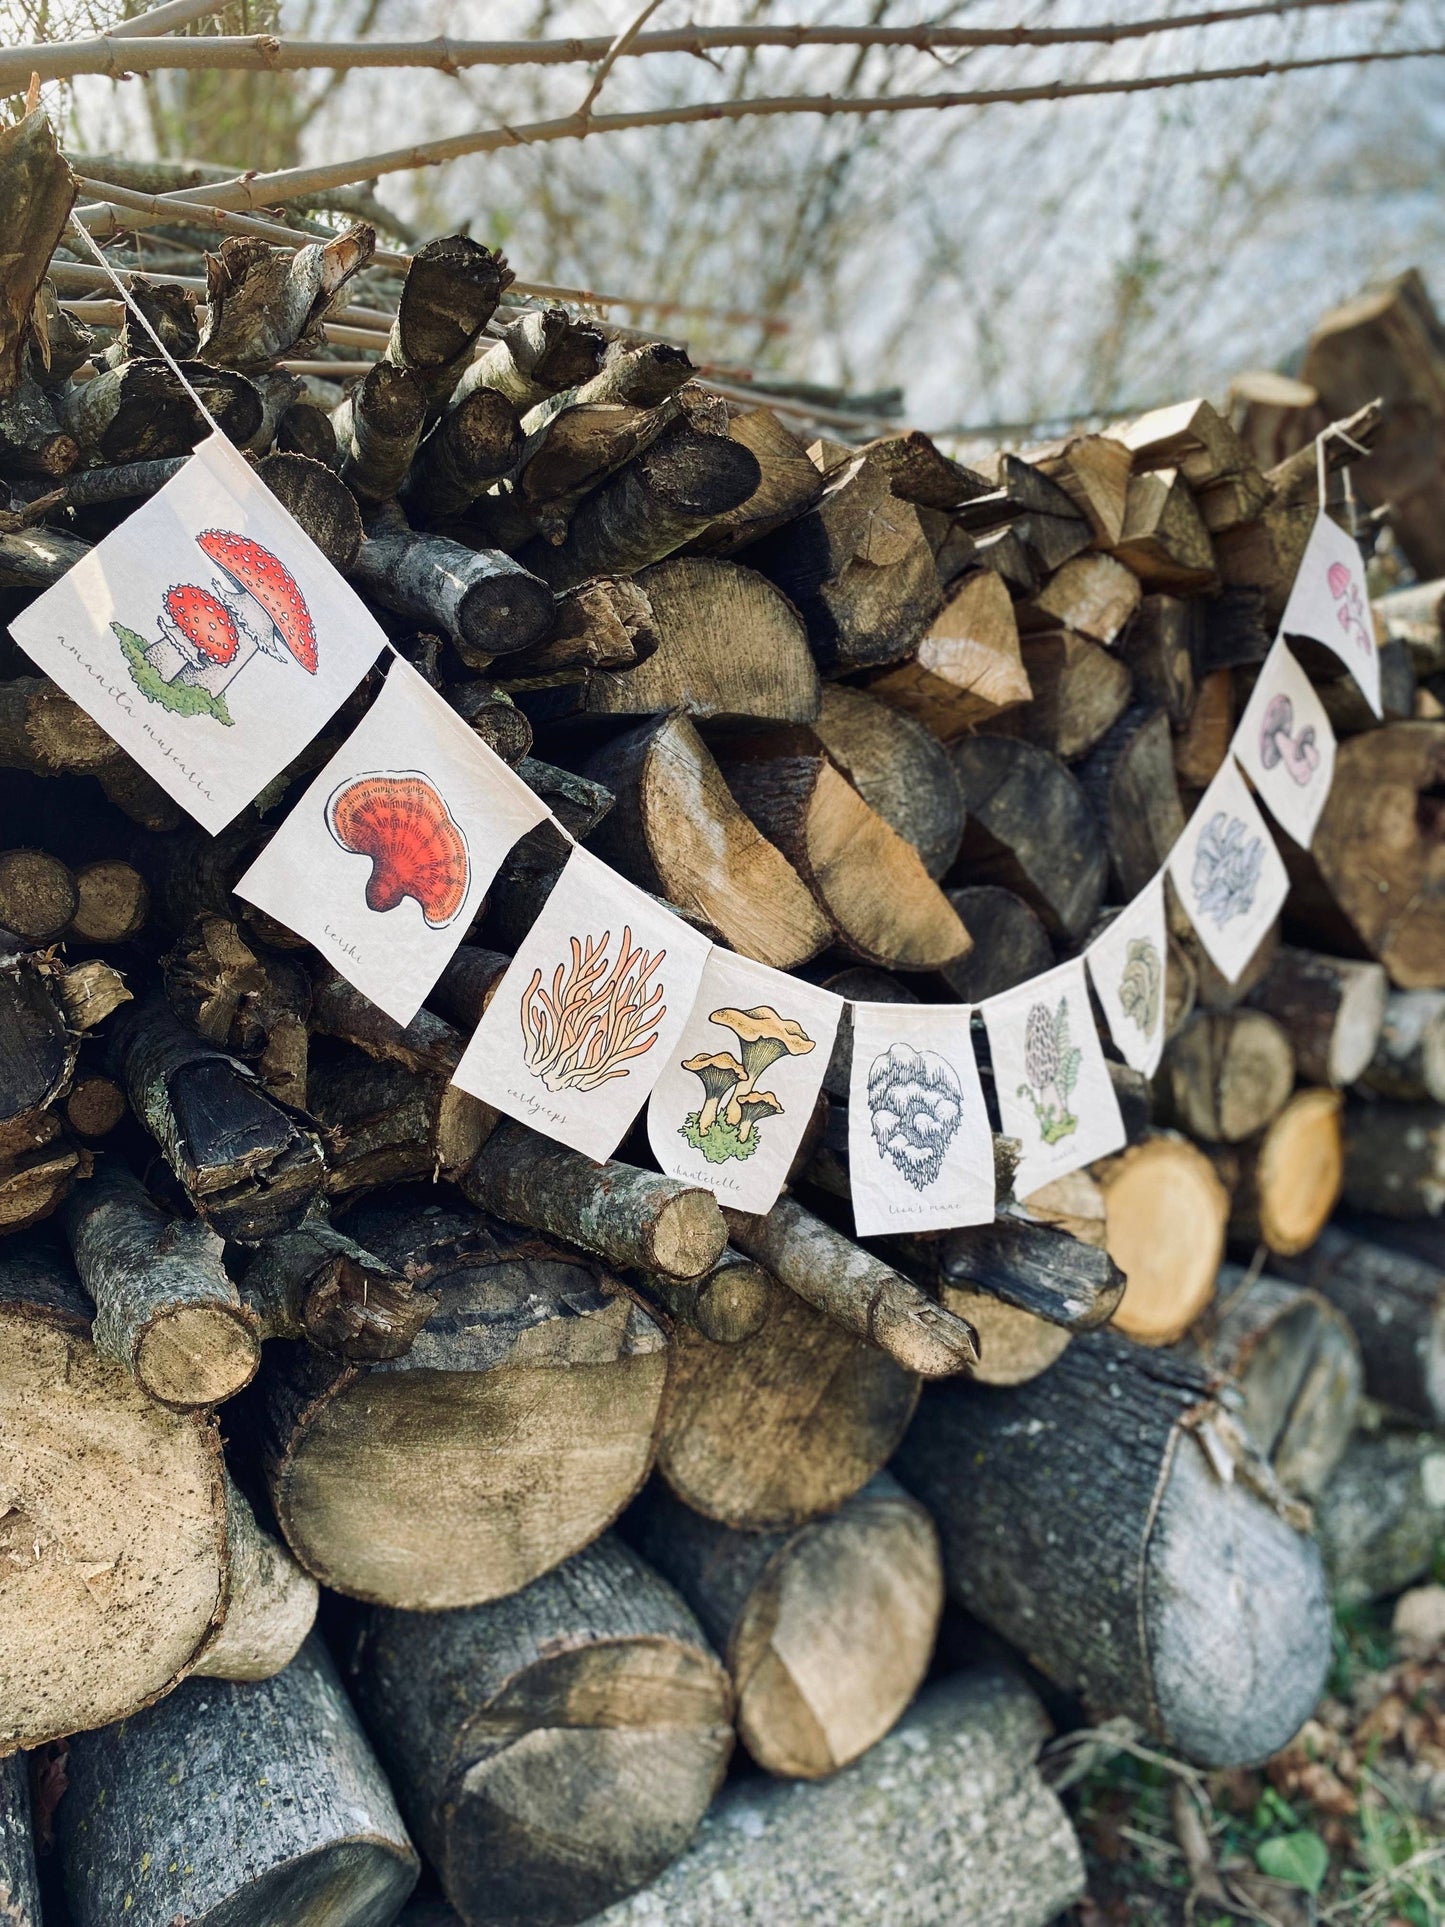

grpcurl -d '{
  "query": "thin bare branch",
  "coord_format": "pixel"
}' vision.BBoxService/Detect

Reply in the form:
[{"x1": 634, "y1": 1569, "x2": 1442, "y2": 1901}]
[
  {"x1": 575, "y1": 0, "x2": 669, "y2": 122},
  {"x1": 109, "y1": 0, "x2": 227, "y2": 38}
]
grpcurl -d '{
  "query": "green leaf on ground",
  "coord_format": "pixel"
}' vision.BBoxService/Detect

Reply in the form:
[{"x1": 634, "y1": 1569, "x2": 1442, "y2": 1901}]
[{"x1": 1256, "y1": 1829, "x2": 1329, "y2": 1895}]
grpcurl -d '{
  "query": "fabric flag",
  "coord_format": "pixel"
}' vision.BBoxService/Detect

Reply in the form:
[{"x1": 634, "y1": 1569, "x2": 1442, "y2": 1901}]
[
  {"x1": 847, "y1": 1001, "x2": 995, "y2": 1237},
  {"x1": 1277, "y1": 507, "x2": 1382, "y2": 718},
  {"x1": 8, "y1": 432, "x2": 385, "y2": 832},
  {"x1": 647, "y1": 950, "x2": 843, "y2": 1216},
  {"x1": 235, "y1": 656, "x2": 550, "y2": 1026},
  {"x1": 1084, "y1": 875, "x2": 1169, "y2": 1077},
  {"x1": 1231, "y1": 637, "x2": 1336, "y2": 848},
  {"x1": 1167, "y1": 757, "x2": 1290, "y2": 984},
  {"x1": 451, "y1": 845, "x2": 712, "y2": 1161},
  {"x1": 983, "y1": 957, "x2": 1126, "y2": 1200}
]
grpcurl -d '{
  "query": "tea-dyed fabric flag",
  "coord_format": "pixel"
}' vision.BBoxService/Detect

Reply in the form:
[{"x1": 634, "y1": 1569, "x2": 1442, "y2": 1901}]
[
  {"x1": 983, "y1": 957, "x2": 1126, "y2": 1200},
  {"x1": 236, "y1": 656, "x2": 550, "y2": 1026},
  {"x1": 647, "y1": 949, "x2": 843, "y2": 1217},
  {"x1": 451, "y1": 845, "x2": 713, "y2": 1161},
  {"x1": 1167, "y1": 758, "x2": 1290, "y2": 984},
  {"x1": 1277, "y1": 507, "x2": 1382, "y2": 718},
  {"x1": 847, "y1": 1001, "x2": 995, "y2": 1237},
  {"x1": 1232, "y1": 638, "x2": 1336, "y2": 848},
  {"x1": 1084, "y1": 875, "x2": 1169, "y2": 1077},
  {"x1": 9, "y1": 433, "x2": 385, "y2": 831}
]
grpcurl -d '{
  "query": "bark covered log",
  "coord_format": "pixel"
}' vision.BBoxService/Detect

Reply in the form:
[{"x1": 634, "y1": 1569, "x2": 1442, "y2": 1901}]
[
  {"x1": 1155, "y1": 1009, "x2": 1296, "y2": 1144},
  {"x1": 0, "y1": 1753, "x2": 39, "y2": 1927},
  {"x1": 1359, "y1": 989, "x2": 1445, "y2": 1102},
  {"x1": 384, "y1": 233, "x2": 512, "y2": 410},
  {"x1": 1245, "y1": 946, "x2": 1388, "y2": 1086},
  {"x1": 949, "y1": 733, "x2": 1107, "y2": 941},
  {"x1": 636, "y1": 1245, "x2": 772, "y2": 1346},
  {"x1": 0, "y1": 111, "x2": 76, "y2": 397},
  {"x1": 238, "y1": 1213, "x2": 436, "y2": 1362},
  {"x1": 1316, "y1": 1420, "x2": 1445, "y2": 1608},
  {"x1": 353, "y1": 521, "x2": 554, "y2": 665}
]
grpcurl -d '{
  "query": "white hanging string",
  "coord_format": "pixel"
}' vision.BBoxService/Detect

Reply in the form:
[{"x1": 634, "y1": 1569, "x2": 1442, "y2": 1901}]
[{"x1": 1315, "y1": 419, "x2": 1372, "y2": 527}]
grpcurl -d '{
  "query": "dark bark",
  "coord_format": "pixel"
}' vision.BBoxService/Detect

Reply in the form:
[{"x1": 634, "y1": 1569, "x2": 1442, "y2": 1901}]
[
  {"x1": 1075, "y1": 705, "x2": 1186, "y2": 902},
  {"x1": 0, "y1": 1753, "x2": 39, "y2": 1926},
  {"x1": 402, "y1": 386, "x2": 522, "y2": 520},
  {"x1": 892, "y1": 1210, "x2": 1125, "y2": 1331},
  {"x1": 385, "y1": 235, "x2": 512, "y2": 410},
  {"x1": 332, "y1": 360, "x2": 427, "y2": 502},
  {"x1": 939, "y1": 884, "x2": 1054, "y2": 1003},
  {"x1": 256, "y1": 449, "x2": 363, "y2": 571},
  {"x1": 238, "y1": 1214, "x2": 435, "y2": 1362},
  {"x1": 353, "y1": 522, "x2": 554, "y2": 665},
  {"x1": 198, "y1": 226, "x2": 373, "y2": 372},
  {"x1": 948, "y1": 734, "x2": 1107, "y2": 942},
  {"x1": 0, "y1": 112, "x2": 76, "y2": 397},
  {"x1": 62, "y1": 358, "x2": 262, "y2": 461}
]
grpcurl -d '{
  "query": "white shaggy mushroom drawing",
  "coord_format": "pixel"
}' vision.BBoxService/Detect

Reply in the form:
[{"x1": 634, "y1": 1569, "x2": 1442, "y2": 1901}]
[{"x1": 867, "y1": 1043, "x2": 964, "y2": 1190}]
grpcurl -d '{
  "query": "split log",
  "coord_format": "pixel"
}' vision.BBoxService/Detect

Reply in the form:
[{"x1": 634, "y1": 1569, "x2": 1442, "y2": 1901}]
[
  {"x1": 949, "y1": 734, "x2": 1107, "y2": 941},
  {"x1": 309, "y1": 1053, "x2": 492, "y2": 1195},
  {"x1": 811, "y1": 683, "x2": 966, "y2": 878},
  {"x1": 895, "y1": 1333, "x2": 1330, "y2": 1766},
  {"x1": 0, "y1": 676, "x2": 119, "y2": 776},
  {"x1": 656, "y1": 1265, "x2": 919, "y2": 1530},
  {"x1": 198, "y1": 226, "x2": 373, "y2": 371},
  {"x1": 403, "y1": 387, "x2": 522, "y2": 520},
  {"x1": 332, "y1": 360, "x2": 427, "y2": 501},
  {"x1": 238, "y1": 1214, "x2": 435, "y2": 1362},
  {"x1": 1026, "y1": 431, "x2": 1134, "y2": 543},
  {"x1": 255, "y1": 449, "x2": 362, "y2": 571},
  {"x1": 991, "y1": 629, "x2": 1132, "y2": 763},
  {"x1": 864, "y1": 429, "x2": 990, "y2": 510},
  {"x1": 163, "y1": 913, "x2": 309, "y2": 1104},
  {"x1": 1342, "y1": 1099, "x2": 1445, "y2": 1218},
  {"x1": 593, "y1": 1666, "x2": 1084, "y2": 1927},
  {"x1": 1094, "y1": 1133, "x2": 1230, "y2": 1344},
  {"x1": 718, "y1": 746, "x2": 970, "y2": 970},
  {"x1": 497, "y1": 573, "x2": 655, "y2": 680},
  {"x1": 1316, "y1": 1420, "x2": 1445, "y2": 1607},
  {"x1": 1272, "y1": 1214, "x2": 1445, "y2": 1427},
  {"x1": 939, "y1": 884, "x2": 1053, "y2": 1003},
  {"x1": 1311, "y1": 723, "x2": 1445, "y2": 989},
  {"x1": 454, "y1": 305, "x2": 606, "y2": 412},
  {"x1": 687, "y1": 405, "x2": 824, "y2": 555},
  {"x1": 57, "y1": 1637, "x2": 418, "y2": 1927},
  {"x1": 63, "y1": 1162, "x2": 260, "y2": 1408},
  {"x1": 898, "y1": 1210, "x2": 1126, "y2": 1332},
  {"x1": 62, "y1": 358, "x2": 261, "y2": 461},
  {"x1": 384, "y1": 234, "x2": 511, "y2": 410},
  {"x1": 931, "y1": 1289, "x2": 1072, "y2": 1385},
  {"x1": 578, "y1": 712, "x2": 830, "y2": 971},
  {"x1": 636, "y1": 1246, "x2": 772, "y2": 1346},
  {"x1": 1107, "y1": 466, "x2": 1217, "y2": 591},
  {"x1": 863, "y1": 569, "x2": 1029, "y2": 739},
  {"x1": 628, "y1": 1473, "x2": 942, "y2": 1780},
  {"x1": 1076, "y1": 705, "x2": 1186, "y2": 902},
  {"x1": 0, "y1": 368, "x2": 77, "y2": 476},
  {"x1": 1359, "y1": 989, "x2": 1445, "y2": 1102},
  {"x1": 252, "y1": 1197, "x2": 667, "y2": 1607},
  {"x1": 68, "y1": 855, "x2": 148, "y2": 942},
  {"x1": 0, "y1": 846, "x2": 75, "y2": 941},
  {"x1": 1116, "y1": 396, "x2": 1260, "y2": 493},
  {"x1": 108, "y1": 994, "x2": 326, "y2": 1242},
  {"x1": 1154, "y1": 1009, "x2": 1296, "y2": 1144},
  {"x1": 352, "y1": 522, "x2": 554, "y2": 665},
  {"x1": 723, "y1": 1194, "x2": 979, "y2": 1379},
  {"x1": 0, "y1": 110, "x2": 76, "y2": 395},
  {"x1": 1209, "y1": 1088, "x2": 1345, "y2": 1254},
  {"x1": 348, "y1": 1535, "x2": 732, "y2": 1927},
  {"x1": 508, "y1": 388, "x2": 698, "y2": 542},
  {"x1": 1244, "y1": 946, "x2": 1388, "y2": 1085},
  {"x1": 0, "y1": 948, "x2": 77, "y2": 1129},
  {"x1": 1113, "y1": 592, "x2": 1198, "y2": 727},
  {"x1": 276, "y1": 395, "x2": 342, "y2": 466},
  {"x1": 0, "y1": 1753, "x2": 39, "y2": 1927}
]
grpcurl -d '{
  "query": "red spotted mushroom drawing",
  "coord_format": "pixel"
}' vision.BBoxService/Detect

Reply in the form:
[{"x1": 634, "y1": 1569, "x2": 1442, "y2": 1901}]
[
  {"x1": 110, "y1": 529, "x2": 317, "y2": 726},
  {"x1": 326, "y1": 771, "x2": 471, "y2": 928}
]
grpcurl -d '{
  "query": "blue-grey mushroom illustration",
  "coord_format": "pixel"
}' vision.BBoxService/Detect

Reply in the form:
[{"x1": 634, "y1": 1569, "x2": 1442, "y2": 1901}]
[
  {"x1": 867, "y1": 1043, "x2": 964, "y2": 1190},
  {"x1": 1191, "y1": 810, "x2": 1265, "y2": 927}
]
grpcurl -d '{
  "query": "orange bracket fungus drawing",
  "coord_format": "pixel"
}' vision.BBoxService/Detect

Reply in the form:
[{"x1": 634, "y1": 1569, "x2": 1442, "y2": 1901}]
[
  {"x1": 326, "y1": 770, "x2": 471, "y2": 927},
  {"x1": 520, "y1": 928, "x2": 668, "y2": 1094}
]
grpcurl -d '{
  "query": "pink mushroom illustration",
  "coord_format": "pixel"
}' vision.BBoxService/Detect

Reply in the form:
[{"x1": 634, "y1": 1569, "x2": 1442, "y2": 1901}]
[
  {"x1": 1326, "y1": 560, "x2": 1373, "y2": 656},
  {"x1": 1259, "y1": 693, "x2": 1321, "y2": 787},
  {"x1": 197, "y1": 530, "x2": 318, "y2": 675},
  {"x1": 145, "y1": 584, "x2": 244, "y2": 696}
]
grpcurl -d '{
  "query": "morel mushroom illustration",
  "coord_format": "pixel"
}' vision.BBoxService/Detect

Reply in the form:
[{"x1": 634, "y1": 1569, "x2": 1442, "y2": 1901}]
[
  {"x1": 679, "y1": 1005, "x2": 814, "y2": 1163},
  {"x1": 520, "y1": 928, "x2": 667, "y2": 1094},
  {"x1": 681, "y1": 1051, "x2": 745, "y2": 1134},
  {"x1": 1326, "y1": 559, "x2": 1373, "y2": 656},
  {"x1": 1017, "y1": 996, "x2": 1082, "y2": 1145},
  {"x1": 197, "y1": 530, "x2": 318, "y2": 674},
  {"x1": 326, "y1": 771, "x2": 470, "y2": 927},
  {"x1": 735, "y1": 1089, "x2": 784, "y2": 1144},
  {"x1": 1259, "y1": 694, "x2": 1321, "y2": 787},
  {"x1": 866, "y1": 1042, "x2": 964, "y2": 1190},
  {"x1": 145, "y1": 584, "x2": 243, "y2": 696}
]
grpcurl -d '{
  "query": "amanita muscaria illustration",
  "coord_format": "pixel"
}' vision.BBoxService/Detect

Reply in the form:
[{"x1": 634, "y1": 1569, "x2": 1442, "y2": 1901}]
[
  {"x1": 1259, "y1": 693, "x2": 1321, "y2": 787},
  {"x1": 151, "y1": 584, "x2": 242, "y2": 696},
  {"x1": 197, "y1": 529, "x2": 318, "y2": 674},
  {"x1": 326, "y1": 771, "x2": 470, "y2": 927}
]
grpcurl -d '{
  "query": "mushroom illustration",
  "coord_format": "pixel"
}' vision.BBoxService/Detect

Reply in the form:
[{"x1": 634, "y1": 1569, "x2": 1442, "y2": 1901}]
[
  {"x1": 1258, "y1": 693, "x2": 1321, "y2": 788},
  {"x1": 197, "y1": 529, "x2": 318, "y2": 675},
  {"x1": 734, "y1": 1089, "x2": 783, "y2": 1144},
  {"x1": 681, "y1": 1051, "x2": 745, "y2": 1133},
  {"x1": 146, "y1": 583, "x2": 243, "y2": 691},
  {"x1": 1327, "y1": 560, "x2": 1373, "y2": 656},
  {"x1": 326, "y1": 771, "x2": 470, "y2": 927},
  {"x1": 710, "y1": 1006, "x2": 816, "y2": 1126}
]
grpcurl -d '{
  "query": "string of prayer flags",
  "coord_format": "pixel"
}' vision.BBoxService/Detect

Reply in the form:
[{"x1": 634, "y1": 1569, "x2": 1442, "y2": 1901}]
[
  {"x1": 1167, "y1": 758, "x2": 1290, "y2": 984},
  {"x1": 1277, "y1": 504, "x2": 1382, "y2": 718},
  {"x1": 235, "y1": 655, "x2": 550, "y2": 1026},
  {"x1": 1232, "y1": 637, "x2": 1337, "y2": 848},
  {"x1": 10, "y1": 433, "x2": 385, "y2": 832},
  {"x1": 451, "y1": 845, "x2": 712, "y2": 1162},
  {"x1": 847, "y1": 1001, "x2": 995, "y2": 1237},
  {"x1": 983, "y1": 957, "x2": 1126, "y2": 1199},
  {"x1": 647, "y1": 950, "x2": 843, "y2": 1217},
  {"x1": 1084, "y1": 874, "x2": 1169, "y2": 1077}
]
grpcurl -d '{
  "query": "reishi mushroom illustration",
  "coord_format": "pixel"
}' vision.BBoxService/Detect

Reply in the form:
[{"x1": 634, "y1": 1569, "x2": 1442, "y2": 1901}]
[
  {"x1": 681, "y1": 1051, "x2": 745, "y2": 1133},
  {"x1": 197, "y1": 529, "x2": 318, "y2": 675},
  {"x1": 145, "y1": 584, "x2": 243, "y2": 694},
  {"x1": 1259, "y1": 693, "x2": 1321, "y2": 787},
  {"x1": 710, "y1": 1006, "x2": 816, "y2": 1127},
  {"x1": 326, "y1": 771, "x2": 470, "y2": 928},
  {"x1": 734, "y1": 1089, "x2": 784, "y2": 1143}
]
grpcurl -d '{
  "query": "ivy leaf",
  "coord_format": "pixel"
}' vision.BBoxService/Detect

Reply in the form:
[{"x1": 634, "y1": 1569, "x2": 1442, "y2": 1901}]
[{"x1": 1255, "y1": 1829, "x2": 1329, "y2": 1895}]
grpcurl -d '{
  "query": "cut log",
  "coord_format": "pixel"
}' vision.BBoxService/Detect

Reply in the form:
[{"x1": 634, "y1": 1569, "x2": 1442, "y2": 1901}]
[
  {"x1": 309, "y1": 1054, "x2": 492, "y2": 1196},
  {"x1": 332, "y1": 359, "x2": 427, "y2": 501},
  {"x1": 1076, "y1": 705, "x2": 1186, "y2": 902},
  {"x1": 1244, "y1": 945, "x2": 1388, "y2": 1085},
  {"x1": 238, "y1": 1214, "x2": 436, "y2": 1362},
  {"x1": 62, "y1": 357, "x2": 261, "y2": 461},
  {"x1": 454, "y1": 305, "x2": 606, "y2": 412},
  {"x1": 578, "y1": 712, "x2": 830, "y2": 970},
  {"x1": 948, "y1": 734, "x2": 1107, "y2": 941},
  {"x1": 384, "y1": 233, "x2": 511, "y2": 410},
  {"x1": 812, "y1": 683, "x2": 967, "y2": 878},
  {"x1": 348, "y1": 1535, "x2": 732, "y2": 1927},
  {"x1": 0, "y1": 1753, "x2": 39, "y2": 1927},
  {"x1": 57, "y1": 1637, "x2": 418, "y2": 1927},
  {"x1": 656, "y1": 1265, "x2": 919, "y2": 1530},
  {"x1": 1116, "y1": 396, "x2": 1259, "y2": 492},
  {"x1": 1359, "y1": 989, "x2": 1445, "y2": 1102},
  {"x1": 1227, "y1": 370, "x2": 1318, "y2": 471},
  {"x1": 994, "y1": 630, "x2": 1133, "y2": 761},
  {"x1": 190, "y1": 1472, "x2": 318, "y2": 1685},
  {"x1": 0, "y1": 949, "x2": 76, "y2": 1128},
  {"x1": 1107, "y1": 466, "x2": 1217, "y2": 591},
  {"x1": 1094, "y1": 1132, "x2": 1230, "y2": 1344},
  {"x1": 939, "y1": 884, "x2": 1053, "y2": 1004},
  {"x1": 162, "y1": 913, "x2": 309, "y2": 1105},
  {"x1": 1113, "y1": 592, "x2": 1198, "y2": 727},
  {"x1": 688, "y1": 405, "x2": 824, "y2": 555},
  {"x1": 895, "y1": 1333, "x2": 1331, "y2": 1766},
  {"x1": 0, "y1": 111, "x2": 76, "y2": 396},
  {"x1": 256, "y1": 448, "x2": 363, "y2": 571},
  {"x1": 276, "y1": 396, "x2": 342, "y2": 466},
  {"x1": 863, "y1": 570, "x2": 1029, "y2": 739},
  {"x1": 403, "y1": 387, "x2": 522, "y2": 520},
  {"x1": 252, "y1": 1197, "x2": 667, "y2": 1607},
  {"x1": 463, "y1": 1120, "x2": 727, "y2": 1280},
  {"x1": 1272, "y1": 1214, "x2": 1445, "y2": 1427},
  {"x1": 1026, "y1": 553, "x2": 1142, "y2": 647},
  {"x1": 932, "y1": 1288, "x2": 1072, "y2": 1385},
  {"x1": 1155, "y1": 1009, "x2": 1296, "y2": 1144},
  {"x1": 628, "y1": 1473, "x2": 941, "y2": 1780},
  {"x1": 68, "y1": 855, "x2": 149, "y2": 943},
  {"x1": 1342, "y1": 1099, "x2": 1445, "y2": 1218},
  {"x1": 899, "y1": 1210, "x2": 1126, "y2": 1332},
  {"x1": 353, "y1": 522, "x2": 554, "y2": 666},
  {"x1": 593, "y1": 1665, "x2": 1083, "y2": 1927},
  {"x1": 426, "y1": 942, "x2": 512, "y2": 1031},
  {"x1": 199, "y1": 226, "x2": 373, "y2": 371},
  {"x1": 1311, "y1": 723, "x2": 1445, "y2": 989},
  {"x1": 1316, "y1": 1420, "x2": 1445, "y2": 1608},
  {"x1": 1211, "y1": 1088, "x2": 1345, "y2": 1254},
  {"x1": 723, "y1": 1195, "x2": 979, "y2": 1379},
  {"x1": 637, "y1": 1246, "x2": 772, "y2": 1347},
  {"x1": 0, "y1": 846, "x2": 75, "y2": 941},
  {"x1": 64, "y1": 1072, "x2": 126, "y2": 1139},
  {"x1": 1025, "y1": 431, "x2": 1134, "y2": 544},
  {"x1": 498, "y1": 573, "x2": 655, "y2": 680},
  {"x1": 1173, "y1": 664, "x2": 1234, "y2": 789},
  {"x1": 0, "y1": 676, "x2": 118, "y2": 776},
  {"x1": 63, "y1": 1161, "x2": 260, "y2": 1408},
  {"x1": 864, "y1": 429, "x2": 990, "y2": 510}
]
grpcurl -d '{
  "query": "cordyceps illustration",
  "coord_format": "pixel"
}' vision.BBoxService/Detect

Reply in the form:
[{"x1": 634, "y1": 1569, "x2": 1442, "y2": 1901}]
[
  {"x1": 867, "y1": 1043, "x2": 964, "y2": 1189},
  {"x1": 1018, "y1": 996, "x2": 1082, "y2": 1144},
  {"x1": 1118, "y1": 936, "x2": 1162, "y2": 1036},
  {"x1": 1327, "y1": 559, "x2": 1373, "y2": 656},
  {"x1": 111, "y1": 529, "x2": 318, "y2": 726},
  {"x1": 326, "y1": 771, "x2": 470, "y2": 927},
  {"x1": 521, "y1": 928, "x2": 667, "y2": 1094},
  {"x1": 680, "y1": 1006, "x2": 814, "y2": 1163}
]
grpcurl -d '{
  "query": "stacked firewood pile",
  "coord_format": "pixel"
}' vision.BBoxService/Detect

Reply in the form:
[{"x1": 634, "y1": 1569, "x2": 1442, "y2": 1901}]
[{"x1": 0, "y1": 110, "x2": 1443, "y2": 1927}]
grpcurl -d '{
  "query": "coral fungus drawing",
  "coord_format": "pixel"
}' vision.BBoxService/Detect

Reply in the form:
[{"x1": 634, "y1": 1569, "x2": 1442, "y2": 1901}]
[
  {"x1": 521, "y1": 928, "x2": 668, "y2": 1094},
  {"x1": 1017, "y1": 997, "x2": 1082, "y2": 1145},
  {"x1": 326, "y1": 771, "x2": 470, "y2": 927},
  {"x1": 1118, "y1": 937, "x2": 1162, "y2": 1036},
  {"x1": 1259, "y1": 694, "x2": 1321, "y2": 787},
  {"x1": 1191, "y1": 811, "x2": 1265, "y2": 928},
  {"x1": 867, "y1": 1043, "x2": 964, "y2": 1190},
  {"x1": 110, "y1": 529, "x2": 317, "y2": 726},
  {"x1": 1327, "y1": 561, "x2": 1373, "y2": 657},
  {"x1": 680, "y1": 1006, "x2": 814, "y2": 1163}
]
